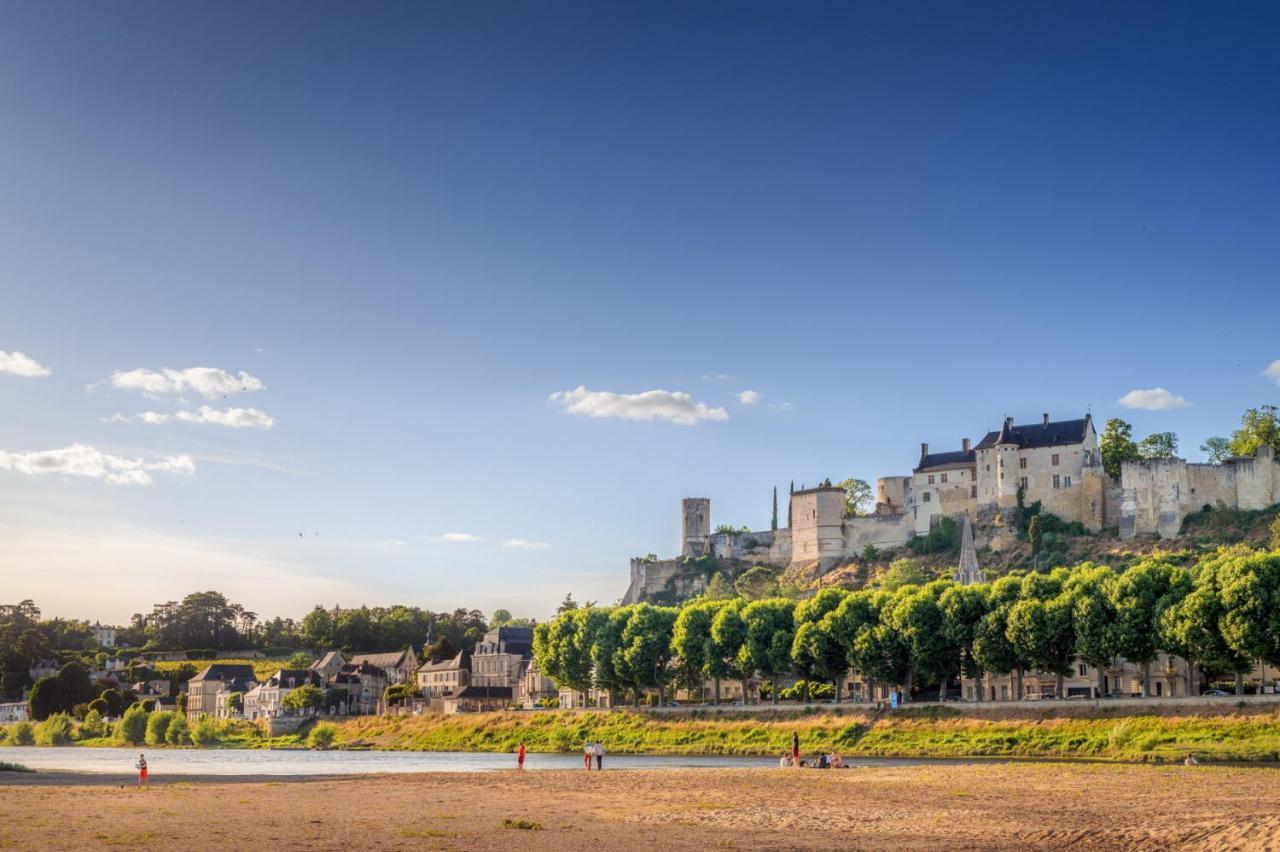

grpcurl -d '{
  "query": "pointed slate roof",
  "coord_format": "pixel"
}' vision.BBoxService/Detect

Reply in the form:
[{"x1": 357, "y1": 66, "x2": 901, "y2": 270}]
[{"x1": 954, "y1": 515, "x2": 985, "y2": 586}]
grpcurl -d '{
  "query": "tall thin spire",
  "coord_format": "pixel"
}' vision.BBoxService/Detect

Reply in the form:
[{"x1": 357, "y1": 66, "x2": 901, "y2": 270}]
[
  {"x1": 955, "y1": 515, "x2": 985, "y2": 585},
  {"x1": 771, "y1": 486, "x2": 778, "y2": 531}
]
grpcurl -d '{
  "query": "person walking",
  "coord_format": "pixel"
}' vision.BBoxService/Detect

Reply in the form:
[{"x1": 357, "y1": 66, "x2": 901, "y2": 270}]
[
  {"x1": 583, "y1": 741, "x2": 593, "y2": 771},
  {"x1": 791, "y1": 731, "x2": 800, "y2": 764},
  {"x1": 517, "y1": 742, "x2": 526, "y2": 770},
  {"x1": 135, "y1": 753, "x2": 148, "y2": 788},
  {"x1": 594, "y1": 740, "x2": 605, "y2": 771}
]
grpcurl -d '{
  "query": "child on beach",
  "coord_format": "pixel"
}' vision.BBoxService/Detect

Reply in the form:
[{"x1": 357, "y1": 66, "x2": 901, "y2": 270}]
[
  {"x1": 584, "y1": 742, "x2": 593, "y2": 770},
  {"x1": 517, "y1": 742, "x2": 526, "y2": 770},
  {"x1": 135, "y1": 754, "x2": 148, "y2": 788}
]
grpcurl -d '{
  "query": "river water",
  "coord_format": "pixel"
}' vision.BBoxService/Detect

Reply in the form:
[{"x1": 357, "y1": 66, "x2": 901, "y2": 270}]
[{"x1": 0, "y1": 746, "x2": 941, "y2": 775}]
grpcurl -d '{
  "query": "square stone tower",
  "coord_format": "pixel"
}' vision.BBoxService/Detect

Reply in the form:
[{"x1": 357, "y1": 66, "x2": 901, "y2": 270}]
[{"x1": 681, "y1": 497, "x2": 711, "y2": 557}]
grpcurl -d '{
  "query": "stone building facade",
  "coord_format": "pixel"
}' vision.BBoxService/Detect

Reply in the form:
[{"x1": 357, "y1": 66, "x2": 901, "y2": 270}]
[{"x1": 1120, "y1": 445, "x2": 1280, "y2": 539}]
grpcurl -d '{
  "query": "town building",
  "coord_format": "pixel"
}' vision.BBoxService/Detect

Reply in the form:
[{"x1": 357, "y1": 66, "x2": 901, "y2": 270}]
[
  {"x1": 0, "y1": 701, "x2": 29, "y2": 723},
  {"x1": 349, "y1": 649, "x2": 418, "y2": 685},
  {"x1": 417, "y1": 650, "x2": 470, "y2": 699},
  {"x1": 470, "y1": 627, "x2": 533, "y2": 690},
  {"x1": 91, "y1": 622, "x2": 118, "y2": 649},
  {"x1": 186, "y1": 664, "x2": 257, "y2": 722},
  {"x1": 244, "y1": 668, "x2": 323, "y2": 720}
]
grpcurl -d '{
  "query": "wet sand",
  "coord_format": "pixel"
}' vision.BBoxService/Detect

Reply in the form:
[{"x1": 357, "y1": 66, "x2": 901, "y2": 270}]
[{"x1": 3, "y1": 763, "x2": 1279, "y2": 850}]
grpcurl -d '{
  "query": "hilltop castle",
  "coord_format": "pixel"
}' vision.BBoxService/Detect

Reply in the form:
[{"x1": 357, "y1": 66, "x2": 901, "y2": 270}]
[{"x1": 623, "y1": 411, "x2": 1280, "y2": 603}]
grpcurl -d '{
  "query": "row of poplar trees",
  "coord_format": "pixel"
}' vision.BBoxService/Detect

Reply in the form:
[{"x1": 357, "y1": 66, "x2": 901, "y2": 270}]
[{"x1": 533, "y1": 545, "x2": 1280, "y2": 706}]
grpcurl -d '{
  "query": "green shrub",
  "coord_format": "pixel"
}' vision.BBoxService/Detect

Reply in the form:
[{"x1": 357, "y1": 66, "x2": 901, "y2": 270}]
[
  {"x1": 165, "y1": 715, "x2": 191, "y2": 746},
  {"x1": 191, "y1": 715, "x2": 221, "y2": 746},
  {"x1": 35, "y1": 713, "x2": 74, "y2": 745},
  {"x1": 115, "y1": 704, "x2": 149, "y2": 745},
  {"x1": 146, "y1": 711, "x2": 175, "y2": 745},
  {"x1": 79, "y1": 709, "x2": 107, "y2": 739},
  {"x1": 308, "y1": 723, "x2": 337, "y2": 749},
  {"x1": 501, "y1": 819, "x2": 543, "y2": 831},
  {"x1": 9, "y1": 721, "x2": 35, "y2": 745}
]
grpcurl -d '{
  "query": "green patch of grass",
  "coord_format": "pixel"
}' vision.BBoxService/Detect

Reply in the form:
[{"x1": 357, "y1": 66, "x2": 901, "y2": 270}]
[
  {"x1": 501, "y1": 818, "x2": 543, "y2": 830},
  {"x1": 0, "y1": 761, "x2": 34, "y2": 772}
]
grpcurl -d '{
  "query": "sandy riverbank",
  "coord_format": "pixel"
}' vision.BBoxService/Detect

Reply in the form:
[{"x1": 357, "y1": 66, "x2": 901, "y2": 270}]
[{"x1": 3, "y1": 763, "x2": 1280, "y2": 850}]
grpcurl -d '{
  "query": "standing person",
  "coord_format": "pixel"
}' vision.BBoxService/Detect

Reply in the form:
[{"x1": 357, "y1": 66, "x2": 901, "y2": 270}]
[
  {"x1": 594, "y1": 740, "x2": 605, "y2": 771},
  {"x1": 517, "y1": 742, "x2": 526, "y2": 770},
  {"x1": 584, "y1": 741, "x2": 593, "y2": 771},
  {"x1": 791, "y1": 731, "x2": 800, "y2": 765},
  {"x1": 135, "y1": 753, "x2": 148, "y2": 788}
]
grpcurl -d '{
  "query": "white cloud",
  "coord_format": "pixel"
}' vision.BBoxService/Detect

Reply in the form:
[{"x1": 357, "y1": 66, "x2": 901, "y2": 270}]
[
  {"x1": 0, "y1": 443, "x2": 195, "y2": 485},
  {"x1": 502, "y1": 538, "x2": 550, "y2": 550},
  {"x1": 549, "y1": 386, "x2": 729, "y2": 426},
  {"x1": 110, "y1": 367, "x2": 265, "y2": 398},
  {"x1": 1118, "y1": 387, "x2": 1190, "y2": 411},
  {"x1": 770, "y1": 401, "x2": 794, "y2": 411},
  {"x1": 438, "y1": 532, "x2": 483, "y2": 543},
  {"x1": 0, "y1": 350, "x2": 51, "y2": 377},
  {"x1": 702, "y1": 373, "x2": 731, "y2": 381},
  {"x1": 738, "y1": 389, "x2": 762, "y2": 405},
  {"x1": 375, "y1": 539, "x2": 407, "y2": 547},
  {"x1": 113, "y1": 405, "x2": 275, "y2": 429},
  {"x1": 1265, "y1": 360, "x2": 1280, "y2": 386}
]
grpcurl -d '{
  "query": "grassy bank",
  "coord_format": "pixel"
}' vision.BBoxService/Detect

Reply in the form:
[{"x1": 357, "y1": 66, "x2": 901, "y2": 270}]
[{"x1": 329, "y1": 704, "x2": 1280, "y2": 763}]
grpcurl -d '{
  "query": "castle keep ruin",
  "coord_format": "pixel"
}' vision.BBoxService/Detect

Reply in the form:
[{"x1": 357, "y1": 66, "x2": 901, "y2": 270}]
[{"x1": 622, "y1": 412, "x2": 1280, "y2": 603}]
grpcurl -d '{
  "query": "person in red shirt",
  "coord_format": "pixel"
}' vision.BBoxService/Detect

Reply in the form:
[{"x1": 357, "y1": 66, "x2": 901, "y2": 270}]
[
  {"x1": 135, "y1": 753, "x2": 148, "y2": 788},
  {"x1": 516, "y1": 742, "x2": 526, "y2": 770}
]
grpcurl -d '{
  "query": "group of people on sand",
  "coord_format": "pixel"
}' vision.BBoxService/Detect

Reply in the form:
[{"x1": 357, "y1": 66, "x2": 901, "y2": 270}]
[
  {"x1": 779, "y1": 731, "x2": 846, "y2": 769},
  {"x1": 583, "y1": 740, "x2": 606, "y2": 770}
]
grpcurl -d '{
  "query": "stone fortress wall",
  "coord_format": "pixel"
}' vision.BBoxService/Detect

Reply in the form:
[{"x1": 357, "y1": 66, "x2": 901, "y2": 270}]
[{"x1": 622, "y1": 411, "x2": 1280, "y2": 603}]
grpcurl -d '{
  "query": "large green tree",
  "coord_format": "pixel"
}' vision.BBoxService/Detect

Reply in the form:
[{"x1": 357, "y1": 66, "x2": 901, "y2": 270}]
[
  {"x1": 739, "y1": 599, "x2": 796, "y2": 705},
  {"x1": 938, "y1": 584, "x2": 990, "y2": 700},
  {"x1": 1217, "y1": 550, "x2": 1280, "y2": 668},
  {"x1": 1107, "y1": 559, "x2": 1192, "y2": 697},
  {"x1": 1099, "y1": 418, "x2": 1140, "y2": 479},
  {"x1": 617, "y1": 605, "x2": 679, "y2": 706},
  {"x1": 1227, "y1": 405, "x2": 1280, "y2": 458},
  {"x1": 1160, "y1": 548, "x2": 1254, "y2": 694}
]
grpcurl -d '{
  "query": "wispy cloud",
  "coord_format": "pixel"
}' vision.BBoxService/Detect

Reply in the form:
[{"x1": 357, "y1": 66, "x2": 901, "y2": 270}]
[
  {"x1": 769, "y1": 401, "x2": 794, "y2": 411},
  {"x1": 108, "y1": 367, "x2": 265, "y2": 398},
  {"x1": 0, "y1": 443, "x2": 195, "y2": 485},
  {"x1": 374, "y1": 539, "x2": 407, "y2": 547},
  {"x1": 438, "y1": 532, "x2": 483, "y2": 543},
  {"x1": 1118, "y1": 387, "x2": 1190, "y2": 411},
  {"x1": 550, "y1": 386, "x2": 729, "y2": 426},
  {"x1": 502, "y1": 538, "x2": 549, "y2": 550},
  {"x1": 110, "y1": 405, "x2": 275, "y2": 429},
  {"x1": 1265, "y1": 360, "x2": 1280, "y2": 386},
  {"x1": 702, "y1": 373, "x2": 731, "y2": 381},
  {"x1": 737, "y1": 389, "x2": 761, "y2": 405},
  {"x1": 0, "y1": 350, "x2": 51, "y2": 377}
]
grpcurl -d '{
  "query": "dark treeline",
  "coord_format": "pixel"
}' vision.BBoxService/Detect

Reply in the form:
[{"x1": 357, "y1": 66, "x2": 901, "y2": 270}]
[{"x1": 535, "y1": 546, "x2": 1280, "y2": 706}]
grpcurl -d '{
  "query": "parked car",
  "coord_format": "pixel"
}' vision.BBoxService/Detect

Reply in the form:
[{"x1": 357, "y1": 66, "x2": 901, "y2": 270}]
[{"x1": 1202, "y1": 689, "x2": 1229, "y2": 697}]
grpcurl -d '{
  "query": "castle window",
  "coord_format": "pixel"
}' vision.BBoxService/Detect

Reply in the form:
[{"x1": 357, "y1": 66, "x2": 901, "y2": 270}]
[
  {"x1": 1053, "y1": 474, "x2": 1061, "y2": 489},
  {"x1": 1019, "y1": 476, "x2": 1028, "y2": 490},
  {"x1": 1064, "y1": 475, "x2": 1072, "y2": 487},
  {"x1": 1019, "y1": 457, "x2": 1028, "y2": 470},
  {"x1": 1052, "y1": 454, "x2": 1060, "y2": 466},
  {"x1": 940, "y1": 473, "x2": 948, "y2": 483},
  {"x1": 927, "y1": 475, "x2": 935, "y2": 484},
  {"x1": 971, "y1": 485, "x2": 977, "y2": 498},
  {"x1": 922, "y1": 493, "x2": 931, "y2": 503}
]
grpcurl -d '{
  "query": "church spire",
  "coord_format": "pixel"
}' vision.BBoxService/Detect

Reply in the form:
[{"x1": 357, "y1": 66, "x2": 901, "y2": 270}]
[{"x1": 955, "y1": 514, "x2": 985, "y2": 585}]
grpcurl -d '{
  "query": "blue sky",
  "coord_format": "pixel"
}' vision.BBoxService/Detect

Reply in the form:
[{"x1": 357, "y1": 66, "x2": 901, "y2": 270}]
[{"x1": 1, "y1": 3, "x2": 1278, "y2": 623}]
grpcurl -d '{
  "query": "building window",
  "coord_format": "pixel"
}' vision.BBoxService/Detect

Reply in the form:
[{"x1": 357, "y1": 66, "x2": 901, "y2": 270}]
[
  {"x1": 927, "y1": 474, "x2": 935, "y2": 484},
  {"x1": 1019, "y1": 476, "x2": 1028, "y2": 490},
  {"x1": 1064, "y1": 475, "x2": 1072, "y2": 487},
  {"x1": 923, "y1": 493, "x2": 931, "y2": 503},
  {"x1": 970, "y1": 485, "x2": 977, "y2": 498},
  {"x1": 1052, "y1": 454, "x2": 1060, "y2": 466},
  {"x1": 1078, "y1": 663, "x2": 1087, "y2": 676},
  {"x1": 1019, "y1": 457, "x2": 1027, "y2": 470},
  {"x1": 1053, "y1": 474, "x2": 1061, "y2": 488},
  {"x1": 940, "y1": 473, "x2": 948, "y2": 483}
]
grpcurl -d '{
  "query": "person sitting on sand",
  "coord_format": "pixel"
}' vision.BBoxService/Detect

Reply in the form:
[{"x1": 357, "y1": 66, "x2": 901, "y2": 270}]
[
  {"x1": 831, "y1": 752, "x2": 843, "y2": 769},
  {"x1": 779, "y1": 752, "x2": 793, "y2": 768},
  {"x1": 1184, "y1": 755, "x2": 1199, "y2": 766},
  {"x1": 818, "y1": 753, "x2": 830, "y2": 769},
  {"x1": 135, "y1": 753, "x2": 148, "y2": 788}
]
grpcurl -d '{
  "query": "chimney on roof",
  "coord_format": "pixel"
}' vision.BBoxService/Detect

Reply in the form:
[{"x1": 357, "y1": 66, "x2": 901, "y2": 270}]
[
  {"x1": 1005, "y1": 416, "x2": 1014, "y2": 430},
  {"x1": 962, "y1": 437, "x2": 971, "y2": 453},
  {"x1": 921, "y1": 442, "x2": 929, "y2": 459},
  {"x1": 1043, "y1": 412, "x2": 1050, "y2": 426}
]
